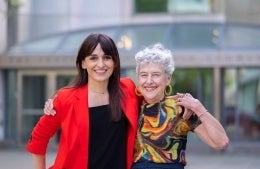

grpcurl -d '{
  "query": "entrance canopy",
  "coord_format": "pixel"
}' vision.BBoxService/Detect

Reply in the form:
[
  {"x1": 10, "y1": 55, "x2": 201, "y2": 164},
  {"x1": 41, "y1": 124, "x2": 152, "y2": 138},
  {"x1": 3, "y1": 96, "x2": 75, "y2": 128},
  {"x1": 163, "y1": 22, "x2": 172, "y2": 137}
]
[
  {"x1": 2, "y1": 22, "x2": 260, "y2": 68},
  {"x1": 8, "y1": 22, "x2": 260, "y2": 55}
]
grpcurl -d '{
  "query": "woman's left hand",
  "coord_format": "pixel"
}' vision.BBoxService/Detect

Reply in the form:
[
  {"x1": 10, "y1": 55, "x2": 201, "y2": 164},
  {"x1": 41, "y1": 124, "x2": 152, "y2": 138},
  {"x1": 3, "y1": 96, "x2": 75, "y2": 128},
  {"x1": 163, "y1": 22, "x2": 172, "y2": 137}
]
[{"x1": 44, "y1": 98, "x2": 56, "y2": 116}]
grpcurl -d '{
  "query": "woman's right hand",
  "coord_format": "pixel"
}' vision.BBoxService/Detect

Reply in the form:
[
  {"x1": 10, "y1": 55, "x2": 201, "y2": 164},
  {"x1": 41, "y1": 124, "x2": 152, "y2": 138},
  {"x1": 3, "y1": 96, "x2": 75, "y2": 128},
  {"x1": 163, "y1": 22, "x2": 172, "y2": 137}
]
[
  {"x1": 44, "y1": 98, "x2": 56, "y2": 116},
  {"x1": 176, "y1": 93, "x2": 194, "y2": 120}
]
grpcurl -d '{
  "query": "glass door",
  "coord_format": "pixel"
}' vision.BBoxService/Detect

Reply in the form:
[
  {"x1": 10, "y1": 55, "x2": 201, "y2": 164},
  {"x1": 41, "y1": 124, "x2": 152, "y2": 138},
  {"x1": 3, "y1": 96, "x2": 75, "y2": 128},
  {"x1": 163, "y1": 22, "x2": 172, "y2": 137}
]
[
  {"x1": 20, "y1": 75, "x2": 46, "y2": 143},
  {"x1": 17, "y1": 70, "x2": 75, "y2": 145}
]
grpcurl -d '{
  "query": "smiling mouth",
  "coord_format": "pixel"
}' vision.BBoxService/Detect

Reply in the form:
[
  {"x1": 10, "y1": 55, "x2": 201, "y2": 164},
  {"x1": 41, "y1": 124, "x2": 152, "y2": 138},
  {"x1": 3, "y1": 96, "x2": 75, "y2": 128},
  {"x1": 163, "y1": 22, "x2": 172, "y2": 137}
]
[
  {"x1": 144, "y1": 86, "x2": 157, "y2": 92},
  {"x1": 95, "y1": 69, "x2": 107, "y2": 73}
]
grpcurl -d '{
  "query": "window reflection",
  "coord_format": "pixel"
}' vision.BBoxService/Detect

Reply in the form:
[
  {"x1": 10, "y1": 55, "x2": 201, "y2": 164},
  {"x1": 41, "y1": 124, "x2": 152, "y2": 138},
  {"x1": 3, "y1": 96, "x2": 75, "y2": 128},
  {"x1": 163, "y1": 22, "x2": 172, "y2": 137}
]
[{"x1": 224, "y1": 68, "x2": 260, "y2": 141}]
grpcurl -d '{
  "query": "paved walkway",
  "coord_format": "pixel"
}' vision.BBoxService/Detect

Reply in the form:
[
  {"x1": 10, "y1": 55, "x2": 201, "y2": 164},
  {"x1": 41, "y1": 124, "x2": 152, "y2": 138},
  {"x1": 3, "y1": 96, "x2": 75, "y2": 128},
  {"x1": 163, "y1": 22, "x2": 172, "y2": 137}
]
[{"x1": 0, "y1": 143, "x2": 259, "y2": 169}]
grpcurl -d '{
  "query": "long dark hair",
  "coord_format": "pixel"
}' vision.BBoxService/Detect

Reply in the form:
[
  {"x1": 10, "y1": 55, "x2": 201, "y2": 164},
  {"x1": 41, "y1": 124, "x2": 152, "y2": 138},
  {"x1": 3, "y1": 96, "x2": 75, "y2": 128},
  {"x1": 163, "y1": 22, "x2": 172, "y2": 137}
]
[{"x1": 71, "y1": 33, "x2": 122, "y2": 121}]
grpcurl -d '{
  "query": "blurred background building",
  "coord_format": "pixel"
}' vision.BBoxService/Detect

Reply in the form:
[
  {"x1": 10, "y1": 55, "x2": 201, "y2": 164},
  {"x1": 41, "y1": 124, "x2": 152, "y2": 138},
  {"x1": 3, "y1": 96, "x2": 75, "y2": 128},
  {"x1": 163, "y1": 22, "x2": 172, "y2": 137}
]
[{"x1": 0, "y1": 0, "x2": 259, "y2": 150}]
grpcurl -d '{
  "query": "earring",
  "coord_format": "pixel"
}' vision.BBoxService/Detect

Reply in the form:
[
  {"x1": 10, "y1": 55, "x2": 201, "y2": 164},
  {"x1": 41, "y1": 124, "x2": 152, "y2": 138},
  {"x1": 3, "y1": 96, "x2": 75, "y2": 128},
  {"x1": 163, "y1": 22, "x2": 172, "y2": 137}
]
[
  {"x1": 135, "y1": 87, "x2": 142, "y2": 96},
  {"x1": 164, "y1": 85, "x2": 173, "y2": 96}
]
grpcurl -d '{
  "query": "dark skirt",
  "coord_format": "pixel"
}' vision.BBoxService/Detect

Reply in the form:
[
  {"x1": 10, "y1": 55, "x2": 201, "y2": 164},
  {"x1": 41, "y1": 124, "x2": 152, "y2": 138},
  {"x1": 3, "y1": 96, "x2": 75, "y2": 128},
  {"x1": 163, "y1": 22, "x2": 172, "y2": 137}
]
[{"x1": 132, "y1": 162, "x2": 184, "y2": 169}]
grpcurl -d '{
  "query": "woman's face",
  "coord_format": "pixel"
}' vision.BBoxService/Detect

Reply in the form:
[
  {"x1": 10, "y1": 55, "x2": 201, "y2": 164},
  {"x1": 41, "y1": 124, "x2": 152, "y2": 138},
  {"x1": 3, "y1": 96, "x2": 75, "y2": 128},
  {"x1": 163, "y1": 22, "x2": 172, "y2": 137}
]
[
  {"x1": 138, "y1": 62, "x2": 171, "y2": 104},
  {"x1": 82, "y1": 43, "x2": 115, "y2": 83}
]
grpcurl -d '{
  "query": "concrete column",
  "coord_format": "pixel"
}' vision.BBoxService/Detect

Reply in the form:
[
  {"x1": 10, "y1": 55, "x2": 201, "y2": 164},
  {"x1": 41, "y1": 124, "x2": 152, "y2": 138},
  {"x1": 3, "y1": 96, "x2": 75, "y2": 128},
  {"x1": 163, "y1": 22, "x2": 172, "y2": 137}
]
[
  {"x1": 47, "y1": 72, "x2": 57, "y2": 98},
  {"x1": 0, "y1": 71, "x2": 4, "y2": 141},
  {"x1": 0, "y1": 0, "x2": 8, "y2": 139},
  {"x1": 0, "y1": 0, "x2": 7, "y2": 53},
  {"x1": 214, "y1": 67, "x2": 221, "y2": 120}
]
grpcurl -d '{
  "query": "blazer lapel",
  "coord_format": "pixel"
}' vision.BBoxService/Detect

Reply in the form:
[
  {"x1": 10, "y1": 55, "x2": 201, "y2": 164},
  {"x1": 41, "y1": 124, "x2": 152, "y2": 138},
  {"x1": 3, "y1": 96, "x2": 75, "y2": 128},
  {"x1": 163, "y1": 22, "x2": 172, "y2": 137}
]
[{"x1": 73, "y1": 85, "x2": 89, "y2": 156}]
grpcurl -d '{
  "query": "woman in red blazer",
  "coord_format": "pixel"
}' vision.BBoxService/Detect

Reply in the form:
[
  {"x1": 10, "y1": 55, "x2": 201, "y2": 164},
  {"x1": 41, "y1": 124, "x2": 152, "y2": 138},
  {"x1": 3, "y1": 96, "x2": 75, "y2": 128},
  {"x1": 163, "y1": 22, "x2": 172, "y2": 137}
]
[{"x1": 26, "y1": 33, "x2": 139, "y2": 169}]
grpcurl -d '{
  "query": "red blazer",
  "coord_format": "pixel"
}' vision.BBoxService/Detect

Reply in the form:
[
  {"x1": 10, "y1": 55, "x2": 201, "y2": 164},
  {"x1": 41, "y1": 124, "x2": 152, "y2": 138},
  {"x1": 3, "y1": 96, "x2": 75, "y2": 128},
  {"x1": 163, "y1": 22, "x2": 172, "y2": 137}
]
[{"x1": 26, "y1": 78, "x2": 139, "y2": 169}]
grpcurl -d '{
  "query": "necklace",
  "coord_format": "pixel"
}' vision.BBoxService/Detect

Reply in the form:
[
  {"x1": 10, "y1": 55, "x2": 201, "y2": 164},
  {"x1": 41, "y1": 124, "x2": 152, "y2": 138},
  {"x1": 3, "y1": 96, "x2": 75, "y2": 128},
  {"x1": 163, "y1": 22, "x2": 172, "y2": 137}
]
[
  {"x1": 89, "y1": 86, "x2": 108, "y2": 94},
  {"x1": 90, "y1": 90, "x2": 107, "y2": 94}
]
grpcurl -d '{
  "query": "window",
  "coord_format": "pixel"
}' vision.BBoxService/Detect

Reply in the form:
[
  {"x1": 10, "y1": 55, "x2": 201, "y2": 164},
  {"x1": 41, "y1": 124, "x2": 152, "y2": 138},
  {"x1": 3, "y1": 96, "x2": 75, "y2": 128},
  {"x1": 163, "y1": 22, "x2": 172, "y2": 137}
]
[
  {"x1": 135, "y1": 0, "x2": 168, "y2": 13},
  {"x1": 135, "y1": 0, "x2": 211, "y2": 14}
]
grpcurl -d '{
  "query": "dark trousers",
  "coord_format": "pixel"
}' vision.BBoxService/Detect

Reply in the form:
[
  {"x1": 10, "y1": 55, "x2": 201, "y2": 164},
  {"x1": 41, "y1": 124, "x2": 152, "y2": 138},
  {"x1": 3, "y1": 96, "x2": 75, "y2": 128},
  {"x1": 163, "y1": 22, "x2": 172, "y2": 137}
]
[{"x1": 132, "y1": 162, "x2": 184, "y2": 169}]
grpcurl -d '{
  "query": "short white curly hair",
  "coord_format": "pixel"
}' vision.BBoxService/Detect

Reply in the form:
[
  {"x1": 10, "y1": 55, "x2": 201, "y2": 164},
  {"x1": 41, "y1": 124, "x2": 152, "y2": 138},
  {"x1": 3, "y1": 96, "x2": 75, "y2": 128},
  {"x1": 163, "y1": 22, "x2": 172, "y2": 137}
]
[{"x1": 135, "y1": 43, "x2": 175, "y2": 75}]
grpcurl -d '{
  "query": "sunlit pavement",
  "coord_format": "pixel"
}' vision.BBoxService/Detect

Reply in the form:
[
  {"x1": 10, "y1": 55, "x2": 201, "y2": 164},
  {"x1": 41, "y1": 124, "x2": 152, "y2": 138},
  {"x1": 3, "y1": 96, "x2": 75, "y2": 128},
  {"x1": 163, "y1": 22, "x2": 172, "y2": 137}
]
[
  {"x1": 185, "y1": 142, "x2": 260, "y2": 169},
  {"x1": 0, "y1": 146, "x2": 56, "y2": 169},
  {"x1": 0, "y1": 143, "x2": 259, "y2": 169},
  {"x1": 186, "y1": 151, "x2": 258, "y2": 169}
]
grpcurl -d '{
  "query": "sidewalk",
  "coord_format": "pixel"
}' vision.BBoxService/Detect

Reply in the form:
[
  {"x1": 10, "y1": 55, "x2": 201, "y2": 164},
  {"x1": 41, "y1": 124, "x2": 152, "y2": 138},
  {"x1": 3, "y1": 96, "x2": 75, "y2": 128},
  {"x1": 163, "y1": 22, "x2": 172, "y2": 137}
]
[{"x1": 0, "y1": 143, "x2": 259, "y2": 169}]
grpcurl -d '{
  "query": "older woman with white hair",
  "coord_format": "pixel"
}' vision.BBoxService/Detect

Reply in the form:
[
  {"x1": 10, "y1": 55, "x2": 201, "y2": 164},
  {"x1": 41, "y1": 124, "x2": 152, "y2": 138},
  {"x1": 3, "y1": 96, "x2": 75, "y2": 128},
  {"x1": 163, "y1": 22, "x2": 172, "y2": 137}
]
[{"x1": 132, "y1": 43, "x2": 229, "y2": 169}]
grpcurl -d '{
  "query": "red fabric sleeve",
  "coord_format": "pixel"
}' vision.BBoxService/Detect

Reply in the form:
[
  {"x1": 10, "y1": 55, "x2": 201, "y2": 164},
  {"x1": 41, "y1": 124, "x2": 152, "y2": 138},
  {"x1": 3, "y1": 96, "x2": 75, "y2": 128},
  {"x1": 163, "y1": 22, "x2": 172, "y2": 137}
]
[{"x1": 26, "y1": 95, "x2": 62, "y2": 154}]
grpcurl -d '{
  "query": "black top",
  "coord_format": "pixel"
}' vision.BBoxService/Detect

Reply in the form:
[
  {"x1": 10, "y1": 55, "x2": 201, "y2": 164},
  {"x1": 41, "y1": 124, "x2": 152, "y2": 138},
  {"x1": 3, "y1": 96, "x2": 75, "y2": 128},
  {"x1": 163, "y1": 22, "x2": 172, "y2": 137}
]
[{"x1": 88, "y1": 105, "x2": 127, "y2": 169}]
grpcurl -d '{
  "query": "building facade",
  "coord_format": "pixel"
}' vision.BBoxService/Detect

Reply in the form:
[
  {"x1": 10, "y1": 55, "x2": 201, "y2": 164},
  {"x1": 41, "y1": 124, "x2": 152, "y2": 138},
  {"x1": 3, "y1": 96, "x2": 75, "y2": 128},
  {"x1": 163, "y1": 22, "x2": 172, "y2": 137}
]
[{"x1": 0, "y1": 0, "x2": 260, "y2": 148}]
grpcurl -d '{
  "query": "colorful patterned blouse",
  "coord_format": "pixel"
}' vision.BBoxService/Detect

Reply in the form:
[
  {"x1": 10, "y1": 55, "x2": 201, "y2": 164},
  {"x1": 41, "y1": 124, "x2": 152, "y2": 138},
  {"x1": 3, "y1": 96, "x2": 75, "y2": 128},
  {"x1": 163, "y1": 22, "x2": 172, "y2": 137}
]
[{"x1": 133, "y1": 95, "x2": 201, "y2": 165}]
